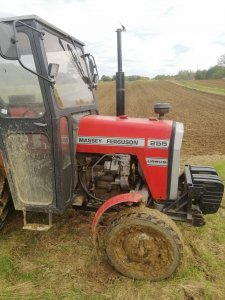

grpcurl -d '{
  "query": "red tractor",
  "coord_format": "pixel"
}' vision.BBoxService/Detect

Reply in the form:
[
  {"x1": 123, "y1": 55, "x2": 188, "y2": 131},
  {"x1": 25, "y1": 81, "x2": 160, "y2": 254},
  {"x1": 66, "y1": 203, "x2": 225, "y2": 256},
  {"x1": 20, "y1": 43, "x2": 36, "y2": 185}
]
[{"x1": 0, "y1": 15, "x2": 223, "y2": 280}]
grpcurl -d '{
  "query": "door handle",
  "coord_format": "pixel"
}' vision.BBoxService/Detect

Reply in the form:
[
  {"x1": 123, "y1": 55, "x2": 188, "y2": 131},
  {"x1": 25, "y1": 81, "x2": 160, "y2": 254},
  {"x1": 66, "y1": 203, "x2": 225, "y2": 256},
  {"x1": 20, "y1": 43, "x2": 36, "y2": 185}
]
[{"x1": 33, "y1": 122, "x2": 48, "y2": 127}]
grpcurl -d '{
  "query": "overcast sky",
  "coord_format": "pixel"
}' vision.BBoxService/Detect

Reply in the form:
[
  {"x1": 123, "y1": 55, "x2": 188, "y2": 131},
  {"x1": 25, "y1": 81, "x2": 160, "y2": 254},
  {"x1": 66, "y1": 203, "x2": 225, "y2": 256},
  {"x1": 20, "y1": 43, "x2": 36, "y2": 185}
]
[{"x1": 1, "y1": 0, "x2": 225, "y2": 78}]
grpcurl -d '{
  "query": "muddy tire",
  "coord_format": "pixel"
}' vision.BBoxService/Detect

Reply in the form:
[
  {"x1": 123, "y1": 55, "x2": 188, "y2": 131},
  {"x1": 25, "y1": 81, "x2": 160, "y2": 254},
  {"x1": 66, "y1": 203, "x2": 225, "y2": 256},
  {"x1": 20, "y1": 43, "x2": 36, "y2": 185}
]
[
  {"x1": 0, "y1": 176, "x2": 11, "y2": 229},
  {"x1": 105, "y1": 207, "x2": 183, "y2": 280}
]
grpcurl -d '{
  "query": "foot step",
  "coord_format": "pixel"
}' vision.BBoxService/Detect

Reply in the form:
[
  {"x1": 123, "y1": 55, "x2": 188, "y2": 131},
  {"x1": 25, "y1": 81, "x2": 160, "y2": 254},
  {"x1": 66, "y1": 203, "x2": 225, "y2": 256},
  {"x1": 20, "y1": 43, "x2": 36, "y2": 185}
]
[
  {"x1": 22, "y1": 208, "x2": 52, "y2": 231},
  {"x1": 23, "y1": 223, "x2": 52, "y2": 231}
]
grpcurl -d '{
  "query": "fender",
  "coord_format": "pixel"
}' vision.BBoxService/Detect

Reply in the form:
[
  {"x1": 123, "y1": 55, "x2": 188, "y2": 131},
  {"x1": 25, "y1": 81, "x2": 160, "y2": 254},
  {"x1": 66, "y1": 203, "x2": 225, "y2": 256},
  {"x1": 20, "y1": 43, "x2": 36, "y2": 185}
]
[{"x1": 92, "y1": 192, "x2": 143, "y2": 240}]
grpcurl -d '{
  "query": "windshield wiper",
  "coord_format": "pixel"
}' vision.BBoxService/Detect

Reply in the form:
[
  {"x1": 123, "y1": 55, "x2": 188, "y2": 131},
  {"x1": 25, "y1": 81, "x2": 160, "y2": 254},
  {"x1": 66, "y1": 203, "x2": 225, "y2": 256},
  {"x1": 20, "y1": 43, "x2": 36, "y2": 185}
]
[
  {"x1": 67, "y1": 44, "x2": 90, "y2": 85},
  {"x1": 58, "y1": 38, "x2": 65, "y2": 51}
]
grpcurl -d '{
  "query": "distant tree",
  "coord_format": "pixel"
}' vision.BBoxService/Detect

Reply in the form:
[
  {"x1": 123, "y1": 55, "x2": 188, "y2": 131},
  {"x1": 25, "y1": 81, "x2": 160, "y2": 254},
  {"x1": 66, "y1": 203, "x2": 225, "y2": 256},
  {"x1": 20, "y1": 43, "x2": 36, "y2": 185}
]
[
  {"x1": 141, "y1": 76, "x2": 150, "y2": 81},
  {"x1": 152, "y1": 59, "x2": 225, "y2": 81},
  {"x1": 100, "y1": 75, "x2": 112, "y2": 82},
  {"x1": 126, "y1": 75, "x2": 149, "y2": 81},
  {"x1": 195, "y1": 69, "x2": 207, "y2": 80},
  {"x1": 153, "y1": 74, "x2": 175, "y2": 80},
  {"x1": 217, "y1": 54, "x2": 225, "y2": 66},
  {"x1": 100, "y1": 75, "x2": 150, "y2": 82},
  {"x1": 206, "y1": 65, "x2": 225, "y2": 79},
  {"x1": 175, "y1": 70, "x2": 195, "y2": 80}
]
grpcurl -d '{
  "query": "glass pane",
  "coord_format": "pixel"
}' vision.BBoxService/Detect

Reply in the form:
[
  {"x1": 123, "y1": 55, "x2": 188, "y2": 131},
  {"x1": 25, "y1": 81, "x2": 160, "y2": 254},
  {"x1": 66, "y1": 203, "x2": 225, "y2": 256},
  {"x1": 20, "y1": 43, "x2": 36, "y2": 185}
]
[
  {"x1": 0, "y1": 22, "x2": 17, "y2": 59},
  {"x1": 59, "y1": 117, "x2": 72, "y2": 203},
  {"x1": 43, "y1": 31, "x2": 94, "y2": 108},
  {"x1": 5, "y1": 134, "x2": 53, "y2": 205},
  {"x1": 0, "y1": 32, "x2": 45, "y2": 118},
  {"x1": 18, "y1": 32, "x2": 37, "y2": 72},
  {"x1": 59, "y1": 117, "x2": 71, "y2": 169}
]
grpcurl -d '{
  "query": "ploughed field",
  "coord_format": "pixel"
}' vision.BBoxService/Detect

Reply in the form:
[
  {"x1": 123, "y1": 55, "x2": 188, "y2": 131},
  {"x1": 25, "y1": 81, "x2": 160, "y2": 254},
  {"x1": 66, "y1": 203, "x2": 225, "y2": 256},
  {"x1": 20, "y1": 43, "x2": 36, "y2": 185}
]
[{"x1": 96, "y1": 80, "x2": 225, "y2": 156}]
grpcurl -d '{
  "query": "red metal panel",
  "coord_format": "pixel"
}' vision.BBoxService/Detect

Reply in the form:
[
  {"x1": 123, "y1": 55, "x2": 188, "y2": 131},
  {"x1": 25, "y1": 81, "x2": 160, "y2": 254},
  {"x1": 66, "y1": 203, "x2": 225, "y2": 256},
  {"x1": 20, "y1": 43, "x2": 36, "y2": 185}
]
[
  {"x1": 91, "y1": 192, "x2": 143, "y2": 236},
  {"x1": 77, "y1": 115, "x2": 173, "y2": 200}
]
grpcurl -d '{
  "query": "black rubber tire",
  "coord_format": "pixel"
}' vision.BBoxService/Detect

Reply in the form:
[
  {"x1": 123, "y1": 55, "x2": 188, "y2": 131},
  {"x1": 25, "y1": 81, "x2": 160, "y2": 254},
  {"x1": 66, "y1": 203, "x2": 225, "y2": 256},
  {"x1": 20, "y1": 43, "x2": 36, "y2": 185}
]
[
  {"x1": 105, "y1": 207, "x2": 183, "y2": 280},
  {"x1": 0, "y1": 176, "x2": 11, "y2": 229}
]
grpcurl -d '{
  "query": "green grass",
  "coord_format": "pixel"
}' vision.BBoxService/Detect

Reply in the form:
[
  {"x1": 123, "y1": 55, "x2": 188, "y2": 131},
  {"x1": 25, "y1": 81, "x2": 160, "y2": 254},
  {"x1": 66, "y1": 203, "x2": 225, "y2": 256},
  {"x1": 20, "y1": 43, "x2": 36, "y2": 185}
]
[
  {"x1": 212, "y1": 160, "x2": 225, "y2": 205},
  {"x1": 176, "y1": 263, "x2": 203, "y2": 280},
  {"x1": 172, "y1": 80, "x2": 225, "y2": 95},
  {"x1": 0, "y1": 255, "x2": 13, "y2": 279},
  {"x1": 212, "y1": 160, "x2": 225, "y2": 181}
]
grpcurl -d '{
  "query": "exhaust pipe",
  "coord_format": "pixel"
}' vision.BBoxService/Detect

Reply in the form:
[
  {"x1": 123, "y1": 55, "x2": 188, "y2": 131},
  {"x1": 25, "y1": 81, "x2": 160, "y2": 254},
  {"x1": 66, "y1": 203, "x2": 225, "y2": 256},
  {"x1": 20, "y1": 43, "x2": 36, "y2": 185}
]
[{"x1": 116, "y1": 26, "x2": 125, "y2": 116}]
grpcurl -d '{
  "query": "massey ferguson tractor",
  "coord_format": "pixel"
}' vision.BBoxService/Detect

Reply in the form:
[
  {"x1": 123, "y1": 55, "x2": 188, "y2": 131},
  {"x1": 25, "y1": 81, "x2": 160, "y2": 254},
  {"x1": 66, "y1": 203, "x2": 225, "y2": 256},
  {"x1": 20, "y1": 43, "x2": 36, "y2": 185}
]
[{"x1": 0, "y1": 15, "x2": 223, "y2": 281}]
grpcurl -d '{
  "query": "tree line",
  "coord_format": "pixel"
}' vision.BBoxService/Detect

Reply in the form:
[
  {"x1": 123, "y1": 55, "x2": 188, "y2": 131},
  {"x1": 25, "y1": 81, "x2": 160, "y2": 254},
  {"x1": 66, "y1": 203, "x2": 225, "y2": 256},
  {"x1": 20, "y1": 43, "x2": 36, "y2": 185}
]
[
  {"x1": 101, "y1": 54, "x2": 225, "y2": 81},
  {"x1": 154, "y1": 54, "x2": 225, "y2": 80},
  {"x1": 154, "y1": 66, "x2": 225, "y2": 80},
  {"x1": 100, "y1": 75, "x2": 150, "y2": 82}
]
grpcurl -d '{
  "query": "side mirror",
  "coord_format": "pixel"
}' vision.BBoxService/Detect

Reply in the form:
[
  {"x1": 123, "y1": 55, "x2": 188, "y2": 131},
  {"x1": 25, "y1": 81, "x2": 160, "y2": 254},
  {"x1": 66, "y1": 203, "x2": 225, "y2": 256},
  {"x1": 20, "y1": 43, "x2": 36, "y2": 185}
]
[
  {"x1": 89, "y1": 58, "x2": 94, "y2": 76},
  {"x1": 86, "y1": 53, "x2": 99, "y2": 89},
  {"x1": 92, "y1": 73, "x2": 98, "y2": 88},
  {"x1": 48, "y1": 63, "x2": 59, "y2": 78},
  {"x1": 0, "y1": 22, "x2": 17, "y2": 59}
]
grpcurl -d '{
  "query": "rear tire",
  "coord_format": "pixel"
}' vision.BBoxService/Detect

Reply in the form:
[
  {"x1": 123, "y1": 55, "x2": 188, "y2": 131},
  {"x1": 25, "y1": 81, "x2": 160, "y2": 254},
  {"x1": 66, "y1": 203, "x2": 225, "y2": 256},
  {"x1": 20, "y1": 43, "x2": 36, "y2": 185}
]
[
  {"x1": 105, "y1": 207, "x2": 183, "y2": 280},
  {"x1": 0, "y1": 175, "x2": 11, "y2": 229}
]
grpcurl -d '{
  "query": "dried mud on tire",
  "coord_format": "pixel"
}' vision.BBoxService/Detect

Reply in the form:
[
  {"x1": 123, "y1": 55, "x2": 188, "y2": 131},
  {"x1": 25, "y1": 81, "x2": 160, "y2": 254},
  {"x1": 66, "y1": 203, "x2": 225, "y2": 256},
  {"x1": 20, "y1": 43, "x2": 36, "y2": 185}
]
[
  {"x1": 97, "y1": 81, "x2": 225, "y2": 156},
  {"x1": 105, "y1": 207, "x2": 183, "y2": 280}
]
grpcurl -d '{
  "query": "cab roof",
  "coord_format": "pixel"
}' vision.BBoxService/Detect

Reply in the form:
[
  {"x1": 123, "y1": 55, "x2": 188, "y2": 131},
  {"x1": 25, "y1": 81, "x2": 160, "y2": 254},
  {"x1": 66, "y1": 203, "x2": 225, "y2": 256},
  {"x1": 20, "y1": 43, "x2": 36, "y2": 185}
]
[{"x1": 0, "y1": 14, "x2": 85, "y2": 46}]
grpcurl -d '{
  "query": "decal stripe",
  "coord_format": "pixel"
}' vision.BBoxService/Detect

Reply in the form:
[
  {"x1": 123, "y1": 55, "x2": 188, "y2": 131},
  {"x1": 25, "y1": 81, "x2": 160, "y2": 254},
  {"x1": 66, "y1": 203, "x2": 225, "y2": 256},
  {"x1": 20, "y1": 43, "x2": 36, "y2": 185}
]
[
  {"x1": 78, "y1": 136, "x2": 145, "y2": 147},
  {"x1": 146, "y1": 157, "x2": 168, "y2": 167}
]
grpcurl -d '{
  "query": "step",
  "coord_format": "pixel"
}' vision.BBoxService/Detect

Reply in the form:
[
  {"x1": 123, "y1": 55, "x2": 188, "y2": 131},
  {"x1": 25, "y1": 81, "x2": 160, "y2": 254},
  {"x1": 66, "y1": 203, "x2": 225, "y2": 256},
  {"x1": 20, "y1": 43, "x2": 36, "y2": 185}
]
[{"x1": 23, "y1": 223, "x2": 52, "y2": 231}]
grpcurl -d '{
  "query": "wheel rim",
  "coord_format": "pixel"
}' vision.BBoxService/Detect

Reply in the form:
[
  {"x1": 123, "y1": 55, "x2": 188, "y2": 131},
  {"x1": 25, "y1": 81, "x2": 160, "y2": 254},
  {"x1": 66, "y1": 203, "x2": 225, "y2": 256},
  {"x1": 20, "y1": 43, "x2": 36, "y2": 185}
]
[{"x1": 106, "y1": 220, "x2": 179, "y2": 280}]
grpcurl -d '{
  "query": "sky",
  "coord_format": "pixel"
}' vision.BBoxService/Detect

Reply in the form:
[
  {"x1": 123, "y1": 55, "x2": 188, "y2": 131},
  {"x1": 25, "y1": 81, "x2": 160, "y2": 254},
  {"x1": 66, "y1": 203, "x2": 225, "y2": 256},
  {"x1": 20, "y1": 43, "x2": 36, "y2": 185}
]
[{"x1": 1, "y1": 0, "x2": 225, "y2": 78}]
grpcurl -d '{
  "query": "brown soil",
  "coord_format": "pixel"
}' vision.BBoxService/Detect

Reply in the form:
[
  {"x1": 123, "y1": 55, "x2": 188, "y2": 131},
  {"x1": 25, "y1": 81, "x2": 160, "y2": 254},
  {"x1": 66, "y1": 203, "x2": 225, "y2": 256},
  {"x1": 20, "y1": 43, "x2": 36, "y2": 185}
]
[{"x1": 96, "y1": 81, "x2": 225, "y2": 156}]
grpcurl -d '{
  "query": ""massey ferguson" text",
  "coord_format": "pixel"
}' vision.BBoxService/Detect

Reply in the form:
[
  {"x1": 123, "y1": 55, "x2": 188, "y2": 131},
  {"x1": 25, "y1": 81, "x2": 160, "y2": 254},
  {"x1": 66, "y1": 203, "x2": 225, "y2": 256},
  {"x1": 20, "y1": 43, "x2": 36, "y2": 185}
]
[{"x1": 78, "y1": 136, "x2": 145, "y2": 147}]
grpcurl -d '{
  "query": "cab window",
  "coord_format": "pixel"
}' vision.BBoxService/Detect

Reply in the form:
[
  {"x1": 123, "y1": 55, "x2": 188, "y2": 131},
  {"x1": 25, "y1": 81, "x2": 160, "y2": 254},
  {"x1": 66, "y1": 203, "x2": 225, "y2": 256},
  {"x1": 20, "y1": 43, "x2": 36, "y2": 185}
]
[
  {"x1": 43, "y1": 31, "x2": 94, "y2": 108},
  {"x1": 0, "y1": 32, "x2": 45, "y2": 118}
]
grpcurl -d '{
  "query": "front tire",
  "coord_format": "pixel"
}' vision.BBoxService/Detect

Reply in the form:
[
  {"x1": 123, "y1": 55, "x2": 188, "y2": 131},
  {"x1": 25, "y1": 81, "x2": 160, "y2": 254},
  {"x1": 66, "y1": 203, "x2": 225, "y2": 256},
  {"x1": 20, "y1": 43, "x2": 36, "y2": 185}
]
[{"x1": 105, "y1": 207, "x2": 183, "y2": 280}]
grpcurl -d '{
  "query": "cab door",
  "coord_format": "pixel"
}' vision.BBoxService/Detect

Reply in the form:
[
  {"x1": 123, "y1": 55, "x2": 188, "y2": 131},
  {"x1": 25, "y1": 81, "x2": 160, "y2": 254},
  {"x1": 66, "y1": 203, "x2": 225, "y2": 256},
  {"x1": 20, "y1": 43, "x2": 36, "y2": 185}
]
[
  {"x1": 0, "y1": 24, "x2": 58, "y2": 211},
  {"x1": 40, "y1": 28, "x2": 97, "y2": 209}
]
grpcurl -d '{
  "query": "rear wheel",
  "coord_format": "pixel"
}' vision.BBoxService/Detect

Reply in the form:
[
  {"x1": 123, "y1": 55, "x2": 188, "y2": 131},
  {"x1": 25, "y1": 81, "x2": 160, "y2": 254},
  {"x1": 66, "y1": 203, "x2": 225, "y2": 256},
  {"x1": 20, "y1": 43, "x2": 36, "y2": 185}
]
[
  {"x1": 105, "y1": 207, "x2": 183, "y2": 280},
  {"x1": 0, "y1": 175, "x2": 11, "y2": 229}
]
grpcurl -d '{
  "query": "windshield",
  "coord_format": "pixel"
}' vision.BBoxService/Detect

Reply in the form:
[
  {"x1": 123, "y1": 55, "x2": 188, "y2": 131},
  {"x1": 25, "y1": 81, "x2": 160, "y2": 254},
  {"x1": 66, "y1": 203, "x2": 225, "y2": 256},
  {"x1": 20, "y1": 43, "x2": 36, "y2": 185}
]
[
  {"x1": 43, "y1": 31, "x2": 94, "y2": 108},
  {"x1": 0, "y1": 31, "x2": 45, "y2": 118}
]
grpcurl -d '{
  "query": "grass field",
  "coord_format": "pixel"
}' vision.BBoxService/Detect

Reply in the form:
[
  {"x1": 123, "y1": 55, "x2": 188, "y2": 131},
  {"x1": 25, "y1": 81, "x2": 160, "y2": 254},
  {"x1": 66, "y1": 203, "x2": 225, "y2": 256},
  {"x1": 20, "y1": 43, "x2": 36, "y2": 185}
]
[
  {"x1": 0, "y1": 80, "x2": 225, "y2": 299},
  {"x1": 173, "y1": 79, "x2": 225, "y2": 96}
]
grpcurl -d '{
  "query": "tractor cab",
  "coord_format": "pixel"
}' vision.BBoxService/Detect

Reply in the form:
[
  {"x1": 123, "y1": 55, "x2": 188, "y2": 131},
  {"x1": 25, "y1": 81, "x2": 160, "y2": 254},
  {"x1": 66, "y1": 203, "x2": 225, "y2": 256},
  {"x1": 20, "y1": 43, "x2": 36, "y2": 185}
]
[{"x1": 0, "y1": 15, "x2": 98, "y2": 228}]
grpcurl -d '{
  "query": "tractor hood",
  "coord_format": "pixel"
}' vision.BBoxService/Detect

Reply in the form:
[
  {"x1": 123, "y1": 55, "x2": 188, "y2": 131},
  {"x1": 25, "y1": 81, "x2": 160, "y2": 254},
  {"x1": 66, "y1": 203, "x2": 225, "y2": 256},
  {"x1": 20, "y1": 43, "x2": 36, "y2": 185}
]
[
  {"x1": 77, "y1": 115, "x2": 173, "y2": 150},
  {"x1": 77, "y1": 115, "x2": 184, "y2": 201}
]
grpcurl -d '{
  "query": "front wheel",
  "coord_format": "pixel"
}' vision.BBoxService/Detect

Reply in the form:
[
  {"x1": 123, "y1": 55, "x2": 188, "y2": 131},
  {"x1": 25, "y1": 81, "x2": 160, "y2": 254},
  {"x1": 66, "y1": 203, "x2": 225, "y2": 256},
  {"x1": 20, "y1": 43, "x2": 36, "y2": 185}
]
[{"x1": 105, "y1": 207, "x2": 183, "y2": 280}]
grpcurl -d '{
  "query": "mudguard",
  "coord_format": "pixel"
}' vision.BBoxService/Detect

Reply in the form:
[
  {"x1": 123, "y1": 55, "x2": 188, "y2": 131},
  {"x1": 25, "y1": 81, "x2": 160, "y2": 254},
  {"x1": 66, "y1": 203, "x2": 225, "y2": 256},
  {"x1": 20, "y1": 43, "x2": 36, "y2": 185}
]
[{"x1": 91, "y1": 192, "x2": 143, "y2": 237}]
